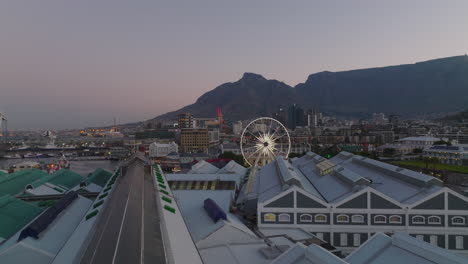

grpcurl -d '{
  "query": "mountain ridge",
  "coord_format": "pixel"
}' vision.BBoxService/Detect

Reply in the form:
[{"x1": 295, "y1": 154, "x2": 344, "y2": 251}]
[{"x1": 149, "y1": 54, "x2": 468, "y2": 123}]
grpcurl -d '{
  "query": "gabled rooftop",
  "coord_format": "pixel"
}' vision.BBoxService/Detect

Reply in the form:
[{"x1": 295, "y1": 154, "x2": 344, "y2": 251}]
[
  {"x1": 84, "y1": 168, "x2": 112, "y2": 187},
  {"x1": 0, "y1": 195, "x2": 43, "y2": 241},
  {"x1": 0, "y1": 169, "x2": 49, "y2": 197},
  {"x1": 346, "y1": 233, "x2": 468, "y2": 264}
]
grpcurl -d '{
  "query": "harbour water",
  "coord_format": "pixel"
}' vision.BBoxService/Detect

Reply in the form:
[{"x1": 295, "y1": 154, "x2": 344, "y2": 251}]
[{"x1": 0, "y1": 157, "x2": 118, "y2": 176}]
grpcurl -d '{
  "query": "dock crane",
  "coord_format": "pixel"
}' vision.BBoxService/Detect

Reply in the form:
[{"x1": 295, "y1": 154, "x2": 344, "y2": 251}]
[{"x1": 0, "y1": 113, "x2": 7, "y2": 144}]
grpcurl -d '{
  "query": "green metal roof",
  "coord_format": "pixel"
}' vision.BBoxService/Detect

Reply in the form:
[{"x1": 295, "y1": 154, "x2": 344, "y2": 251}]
[
  {"x1": 27, "y1": 169, "x2": 83, "y2": 190},
  {"x1": 0, "y1": 169, "x2": 49, "y2": 197},
  {"x1": 0, "y1": 171, "x2": 7, "y2": 177},
  {"x1": 85, "y1": 168, "x2": 112, "y2": 187},
  {"x1": 0, "y1": 195, "x2": 43, "y2": 240}
]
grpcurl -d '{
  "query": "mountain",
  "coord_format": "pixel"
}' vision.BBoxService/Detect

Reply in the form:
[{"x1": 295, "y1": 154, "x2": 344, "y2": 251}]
[
  {"x1": 150, "y1": 55, "x2": 468, "y2": 122},
  {"x1": 295, "y1": 55, "x2": 468, "y2": 116},
  {"x1": 150, "y1": 73, "x2": 296, "y2": 121}
]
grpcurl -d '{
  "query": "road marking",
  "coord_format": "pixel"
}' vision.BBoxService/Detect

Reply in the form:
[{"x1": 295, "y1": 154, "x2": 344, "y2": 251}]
[
  {"x1": 88, "y1": 176, "x2": 126, "y2": 263},
  {"x1": 112, "y1": 185, "x2": 131, "y2": 264}
]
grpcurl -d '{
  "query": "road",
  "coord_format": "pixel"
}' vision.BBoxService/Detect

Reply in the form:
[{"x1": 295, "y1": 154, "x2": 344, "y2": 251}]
[{"x1": 80, "y1": 159, "x2": 166, "y2": 264}]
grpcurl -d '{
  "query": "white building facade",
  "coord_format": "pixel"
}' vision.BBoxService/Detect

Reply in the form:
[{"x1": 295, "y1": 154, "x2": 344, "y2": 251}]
[{"x1": 149, "y1": 142, "x2": 178, "y2": 158}]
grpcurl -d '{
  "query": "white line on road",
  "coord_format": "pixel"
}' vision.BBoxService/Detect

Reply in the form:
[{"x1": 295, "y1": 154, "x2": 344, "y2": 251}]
[{"x1": 112, "y1": 190, "x2": 131, "y2": 264}]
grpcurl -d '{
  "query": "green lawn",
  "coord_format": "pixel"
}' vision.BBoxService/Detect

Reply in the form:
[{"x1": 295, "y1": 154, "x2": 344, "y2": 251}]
[{"x1": 391, "y1": 160, "x2": 468, "y2": 174}]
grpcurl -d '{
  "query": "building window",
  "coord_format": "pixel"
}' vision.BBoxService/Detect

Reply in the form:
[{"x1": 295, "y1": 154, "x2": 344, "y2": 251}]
[
  {"x1": 428, "y1": 216, "x2": 441, "y2": 224},
  {"x1": 452, "y1": 216, "x2": 465, "y2": 225},
  {"x1": 351, "y1": 215, "x2": 365, "y2": 224},
  {"x1": 353, "y1": 234, "x2": 361, "y2": 246},
  {"x1": 412, "y1": 216, "x2": 425, "y2": 224},
  {"x1": 430, "y1": 235, "x2": 438, "y2": 246},
  {"x1": 374, "y1": 215, "x2": 387, "y2": 224},
  {"x1": 300, "y1": 214, "x2": 313, "y2": 222},
  {"x1": 456, "y1": 236, "x2": 464, "y2": 249},
  {"x1": 389, "y1": 215, "x2": 402, "y2": 224},
  {"x1": 315, "y1": 214, "x2": 328, "y2": 223},
  {"x1": 278, "y1": 214, "x2": 290, "y2": 222},
  {"x1": 416, "y1": 235, "x2": 424, "y2": 241},
  {"x1": 316, "y1": 232, "x2": 324, "y2": 240},
  {"x1": 264, "y1": 213, "x2": 276, "y2": 222},
  {"x1": 340, "y1": 233, "x2": 348, "y2": 246},
  {"x1": 336, "y1": 214, "x2": 349, "y2": 223}
]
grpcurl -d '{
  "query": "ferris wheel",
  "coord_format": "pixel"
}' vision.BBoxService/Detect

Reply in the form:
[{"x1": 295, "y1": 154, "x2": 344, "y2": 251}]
[{"x1": 240, "y1": 117, "x2": 291, "y2": 167}]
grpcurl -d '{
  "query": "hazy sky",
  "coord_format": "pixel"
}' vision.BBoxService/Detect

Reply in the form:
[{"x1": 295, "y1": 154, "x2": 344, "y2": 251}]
[{"x1": 1, "y1": 0, "x2": 467, "y2": 130}]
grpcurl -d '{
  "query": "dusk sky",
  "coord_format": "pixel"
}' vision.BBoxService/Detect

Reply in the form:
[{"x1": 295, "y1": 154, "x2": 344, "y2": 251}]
[{"x1": 1, "y1": 0, "x2": 467, "y2": 130}]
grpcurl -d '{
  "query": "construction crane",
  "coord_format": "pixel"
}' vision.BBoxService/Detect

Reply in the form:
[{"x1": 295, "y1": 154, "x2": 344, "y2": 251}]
[{"x1": 0, "y1": 113, "x2": 7, "y2": 144}]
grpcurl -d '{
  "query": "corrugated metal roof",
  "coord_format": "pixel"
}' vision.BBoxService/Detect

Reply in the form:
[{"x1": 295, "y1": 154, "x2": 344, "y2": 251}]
[
  {"x1": 0, "y1": 195, "x2": 43, "y2": 240},
  {"x1": 0, "y1": 169, "x2": 49, "y2": 197},
  {"x1": 48, "y1": 169, "x2": 83, "y2": 189},
  {"x1": 346, "y1": 233, "x2": 468, "y2": 264},
  {"x1": 84, "y1": 168, "x2": 112, "y2": 187}
]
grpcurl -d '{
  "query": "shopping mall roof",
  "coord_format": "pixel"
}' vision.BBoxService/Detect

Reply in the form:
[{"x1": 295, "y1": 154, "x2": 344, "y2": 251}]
[
  {"x1": 84, "y1": 168, "x2": 112, "y2": 187},
  {"x1": 0, "y1": 195, "x2": 43, "y2": 241},
  {"x1": 47, "y1": 169, "x2": 83, "y2": 189},
  {"x1": 0, "y1": 169, "x2": 49, "y2": 197}
]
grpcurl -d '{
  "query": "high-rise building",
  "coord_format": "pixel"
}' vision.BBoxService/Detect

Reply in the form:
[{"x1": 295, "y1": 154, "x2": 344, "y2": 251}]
[
  {"x1": 178, "y1": 112, "x2": 193, "y2": 129},
  {"x1": 180, "y1": 128, "x2": 209, "y2": 153},
  {"x1": 288, "y1": 104, "x2": 305, "y2": 130}
]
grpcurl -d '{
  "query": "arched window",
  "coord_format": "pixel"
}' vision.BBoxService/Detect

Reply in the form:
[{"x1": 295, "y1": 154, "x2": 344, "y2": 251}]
[
  {"x1": 315, "y1": 214, "x2": 328, "y2": 223},
  {"x1": 412, "y1": 216, "x2": 425, "y2": 224},
  {"x1": 351, "y1": 215, "x2": 364, "y2": 223},
  {"x1": 336, "y1": 214, "x2": 349, "y2": 223},
  {"x1": 428, "y1": 216, "x2": 441, "y2": 224},
  {"x1": 278, "y1": 214, "x2": 291, "y2": 222},
  {"x1": 300, "y1": 214, "x2": 313, "y2": 222},
  {"x1": 264, "y1": 213, "x2": 276, "y2": 222},
  {"x1": 389, "y1": 215, "x2": 402, "y2": 224},
  {"x1": 374, "y1": 215, "x2": 387, "y2": 223},
  {"x1": 452, "y1": 216, "x2": 465, "y2": 225}
]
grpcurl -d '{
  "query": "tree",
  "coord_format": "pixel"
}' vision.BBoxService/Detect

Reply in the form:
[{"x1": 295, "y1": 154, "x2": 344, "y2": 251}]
[
  {"x1": 218, "y1": 151, "x2": 245, "y2": 166},
  {"x1": 383, "y1": 148, "x2": 396, "y2": 156},
  {"x1": 413, "y1": 148, "x2": 423, "y2": 154},
  {"x1": 434, "y1": 140, "x2": 451, "y2": 146}
]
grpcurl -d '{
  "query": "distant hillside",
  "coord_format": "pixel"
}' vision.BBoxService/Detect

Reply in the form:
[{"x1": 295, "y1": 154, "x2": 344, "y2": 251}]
[{"x1": 150, "y1": 55, "x2": 468, "y2": 122}]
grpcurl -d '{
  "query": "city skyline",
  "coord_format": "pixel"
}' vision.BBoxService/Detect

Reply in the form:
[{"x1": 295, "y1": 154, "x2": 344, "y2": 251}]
[{"x1": 1, "y1": 0, "x2": 468, "y2": 130}]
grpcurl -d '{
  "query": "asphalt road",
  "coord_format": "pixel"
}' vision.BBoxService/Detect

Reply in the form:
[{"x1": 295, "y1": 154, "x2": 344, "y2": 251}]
[{"x1": 80, "y1": 159, "x2": 166, "y2": 264}]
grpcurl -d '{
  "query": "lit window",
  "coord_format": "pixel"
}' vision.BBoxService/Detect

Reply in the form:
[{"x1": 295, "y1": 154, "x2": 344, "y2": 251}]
[
  {"x1": 389, "y1": 215, "x2": 402, "y2": 224},
  {"x1": 278, "y1": 214, "x2": 291, "y2": 222},
  {"x1": 300, "y1": 214, "x2": 313, "y2": 222},
  {"x1": 412, "y1": 216, "x2": 425, "y2": 224},
  {"x1": 428, "y1": 216, "x2": 441, "y2": 224},
  {"x1": 374, "y1": 215, "x2": 387, "y2": 223},
  {"x1": 452, "y1": 216, "x2": 465, "y2": 225},
  {"x1": 264, "y1": 213, "x2": 276, "y2": 222},
  {"x1": 430, "y1": 235, "x2": 438, "y2": 245},
  {"x1": 416, "y1": 235, "x2": 424, "y2": 241},
  {"x1": 315, "y1": 214, "x2": 328, "y2": 223},
  {"x1": 336, "y1": 215, "x2": 349, "y2": 223},
  {"x1": 352, "y1": 215, "x2": 365, "y2": 223},
  {"x1": 456, "y1": 236, "x2": 464, "y2": 249}
]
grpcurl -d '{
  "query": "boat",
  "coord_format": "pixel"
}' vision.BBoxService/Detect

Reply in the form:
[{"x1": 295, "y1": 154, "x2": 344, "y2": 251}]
[
  {"x1": 47, "y1": 153, "x2": 56, "y2": 157},
  {"x1": 23, "y1": 153, "x2": 35, "y2": 158},
  {"x1": 3, "y1": 154, "x2": 22, "y2": 159}
]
